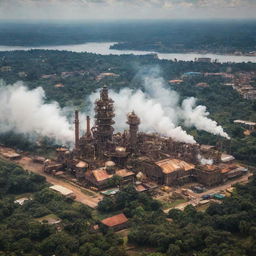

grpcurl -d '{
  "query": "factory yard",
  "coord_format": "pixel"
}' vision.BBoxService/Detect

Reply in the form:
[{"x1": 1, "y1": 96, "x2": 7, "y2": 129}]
[{"x1": 0, "y1": 146, "x2": 102, "y2": 208}]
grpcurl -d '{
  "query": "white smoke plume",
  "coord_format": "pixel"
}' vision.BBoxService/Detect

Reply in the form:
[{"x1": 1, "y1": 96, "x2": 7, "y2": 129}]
[
  {"x1": 197, "y1": 154, "x2": 214, "y2": 165},
  {"x1": 89, "y1": 67, "x2": 229, "y2": 143},
  {"x1": 0, "y1": 81, "x2": 74, "y2": 144},
  {"x1": 181, "y1": 98, "x2": 230, "y2": 139},
  {"x1": 0, "y1": 66, "x2": 229, "y2": 146}
]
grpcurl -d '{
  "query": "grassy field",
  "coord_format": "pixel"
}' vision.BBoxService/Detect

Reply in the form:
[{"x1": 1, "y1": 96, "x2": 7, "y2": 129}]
[{"x1": 161, "y1": 198, "x2": 187, "y2": 210}]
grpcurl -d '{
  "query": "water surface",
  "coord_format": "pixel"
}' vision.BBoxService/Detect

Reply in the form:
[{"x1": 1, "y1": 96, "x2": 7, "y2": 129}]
[{"x1": 0, "y1": 42, "x2": 255, "y2": 63}]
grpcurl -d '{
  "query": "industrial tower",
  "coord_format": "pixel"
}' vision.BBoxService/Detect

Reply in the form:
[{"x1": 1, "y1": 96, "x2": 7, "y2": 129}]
[
  {"x1": 127, "y1": 111, "x2": 140, "y2": 153},
  {"x1": 93, "y1": 85, "x2": 115, "y2": 157}
]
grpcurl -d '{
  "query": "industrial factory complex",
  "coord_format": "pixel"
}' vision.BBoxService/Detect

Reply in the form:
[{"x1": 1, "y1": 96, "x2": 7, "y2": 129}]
[{"x1": 43, "y1": 86, "x2": 248, "y2": 191}]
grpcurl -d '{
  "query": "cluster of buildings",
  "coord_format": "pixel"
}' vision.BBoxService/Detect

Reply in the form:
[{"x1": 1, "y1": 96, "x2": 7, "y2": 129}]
[
  {"x1": 232, "y1": 72, "x2": 256, "y2": 100},
  {"x1": 234, "y1": 120, "x2": 256, "y2": 136},
  {"x1": 43, "y1": 86, "x2": 248, "y2": 190}
]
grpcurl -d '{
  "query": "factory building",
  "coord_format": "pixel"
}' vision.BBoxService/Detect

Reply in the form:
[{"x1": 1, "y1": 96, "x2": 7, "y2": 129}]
[{"x1": 44, "y1": 85, "x2": 247, "y2": 189}]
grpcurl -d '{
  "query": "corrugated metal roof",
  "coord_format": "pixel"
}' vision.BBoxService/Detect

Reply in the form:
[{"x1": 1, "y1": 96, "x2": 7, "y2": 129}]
[
  {"x1": 101, "y1": 213, "x2": 128, "y2": 227},
  {"x1": 92, "y1": 169, "x2": 112, "y2": 182},
  {"x1": 221, "y1": 154, "x2": 235, "y2": 162},
  {"x1": 156, "y1": 158, "x2": 195, "y2": 174},
  {"x1": 50, "y1": 185, "x2": 74, "y2": 196},
  {"x1": 116, "y1": 169, "x2": 134, "y2": 178}
]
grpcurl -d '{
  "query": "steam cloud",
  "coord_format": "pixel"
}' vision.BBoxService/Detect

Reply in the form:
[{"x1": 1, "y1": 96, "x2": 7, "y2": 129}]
[
  {"x1": 181, "y1": 98, "x2": 230, "y2": 139},
  {"x1": 89, "y1": 67, "x2": 230, "y2": 143},
  {"x1": 0, "y1": 81, "x2": 74, "y2": 144},
  {"x1": 0, "y1": 67, "x2": 229, "y2": 146},
  {"x1": 197, "y1": 154, "x2": 214, "y2": 165}
]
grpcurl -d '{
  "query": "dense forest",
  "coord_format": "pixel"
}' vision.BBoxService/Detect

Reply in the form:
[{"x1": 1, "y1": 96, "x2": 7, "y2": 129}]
[
  {"x1": 0, "y1": 21, "x2": 256, "y2": 54},
  {"x1": 0, "y1": 50, "x2": 256, "y2": 163}
]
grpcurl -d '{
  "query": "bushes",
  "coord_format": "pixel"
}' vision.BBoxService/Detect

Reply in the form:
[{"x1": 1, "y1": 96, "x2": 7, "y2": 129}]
[
  {"x1": 0, "y1": 160, "x2": 46, "y2": 195},
  {"x1": 98, "y1": 185, "x2": 161, "y2": 217}
]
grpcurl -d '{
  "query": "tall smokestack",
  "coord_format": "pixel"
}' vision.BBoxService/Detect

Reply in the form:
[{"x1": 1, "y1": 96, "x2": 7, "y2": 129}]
[
  {"x1": 86, "y1": 115, "x2": 91, "y2": 138},
  {"x1": 127, "y1": 111, "x2": 140, "y2": 153},
  {"x1": 74, "y1": 110, "x2": 79, "y2": 149}
]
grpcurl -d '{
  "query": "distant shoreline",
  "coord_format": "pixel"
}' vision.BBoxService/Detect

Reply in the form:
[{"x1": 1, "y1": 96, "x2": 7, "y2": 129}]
[
  {"x1": 110, "y1": 43, "x2": 256, "y2": 57},
  {"x1": 0, "y1": 42, "x2": 256, "y2": 63}
]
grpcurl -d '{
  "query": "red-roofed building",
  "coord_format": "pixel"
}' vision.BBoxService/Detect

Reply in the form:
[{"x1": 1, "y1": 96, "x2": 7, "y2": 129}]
[
  {"x1": 100, "y1": 213, "x2": 129, "y2": 231},
  {"x1": 85, "y1": 168, "x2": 135, "y2": 189}
]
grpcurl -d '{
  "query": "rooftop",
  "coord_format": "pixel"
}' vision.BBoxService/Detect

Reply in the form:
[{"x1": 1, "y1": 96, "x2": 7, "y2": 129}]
[
  {"x1": 50, "y1": 185, "x2": 74, "y2": 196},
  {"x1": 221, "y1": 153, "x2": 235, "y2": 163},
  {"x1": 14, "y1": 197, "x2": 31, "y2": 205},
  {"x1": 135, "y1": 184, "x2": 148, "y2": 192},
  {"x1": 156, "y1": 158, "x2": 195, "y2": 174},
  {"x1": 200, "y1": 144, "x2": 215, "y2": 151},
  {"x1": 101, "y1": 213, "x2": 128, "y2": 227},
  {"x1": 76, "y1": 161, "x2": 88, "y2": 168},
  {"x1": 116, "y1": 169, "x2": 134, "y2": 178},
  {"x1": 201, "y1": 164, "x2": 218, "y2": 172},
  {"x1": 92, "y1": 168, "x2": 112, "y2": 182}
]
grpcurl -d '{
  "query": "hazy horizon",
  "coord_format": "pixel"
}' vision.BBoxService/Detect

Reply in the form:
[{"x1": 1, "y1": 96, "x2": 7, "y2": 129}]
[{"x1": 1, "y1": 0, "x2": 256, "y2": 21}]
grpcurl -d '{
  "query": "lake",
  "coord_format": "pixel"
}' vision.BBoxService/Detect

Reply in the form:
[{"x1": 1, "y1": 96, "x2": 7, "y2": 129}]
[{"x1": 0, "y1": 42, "x2": 256, "y2": 63}]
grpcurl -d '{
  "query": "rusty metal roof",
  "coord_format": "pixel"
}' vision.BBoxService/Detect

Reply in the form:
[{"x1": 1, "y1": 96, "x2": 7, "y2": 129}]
[
  {"x1": 116, "y1": 169, "x2": 134, "y2": 178},
  {"x1": 135, "y1": 184, "x2": 147, "y2": 192},
  {"x1": 101, "y1": 213, "x2": 128, "y2": 227},
  {"x1": 156, "y1": 158, "x2": 195, "y2": 174},
  {"x1": 202, "y1": 165, "x2": 218, "y2": 172},
  {"x1": 92, "y1": 168, "x2": 112, "y2": 182}
]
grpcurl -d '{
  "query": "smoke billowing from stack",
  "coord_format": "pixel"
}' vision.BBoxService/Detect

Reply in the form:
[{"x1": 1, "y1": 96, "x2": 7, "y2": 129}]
[
  {"x1": 89, "y1": 66, "x2": 229, "y2": 143},
  {"x1": 181, "y1": 98, "x2": 230, "y2": 139},
  {"x1": 0, "y1": 66, "x2": 229, "y2": 146},
  {"x1": 0, "y1": 81, "x2": 74, "y2": 144}
]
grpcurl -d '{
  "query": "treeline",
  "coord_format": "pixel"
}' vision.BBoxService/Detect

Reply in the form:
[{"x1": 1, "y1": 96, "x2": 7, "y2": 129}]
[
  {"x1": 0, "y1": 159, "x2": 127, "y2": 256},
  {"x1": 1, "y1": 21, "x2": 256, "y2": 53},
  {"x1": 1, "y1": 49, "x2": 255, "y2": 107},
  {"x1": 98, "y1": 185, "x2": 162, "y2": 217}
]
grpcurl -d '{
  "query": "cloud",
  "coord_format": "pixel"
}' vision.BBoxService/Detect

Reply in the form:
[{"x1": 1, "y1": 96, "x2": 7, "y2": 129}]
[{"x1": 0, "y1": 0, "x2": 255, "y2": 20}]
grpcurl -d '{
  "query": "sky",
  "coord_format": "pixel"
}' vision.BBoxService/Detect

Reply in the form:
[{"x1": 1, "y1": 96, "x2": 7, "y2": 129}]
[{"x1": 0, "y1": 0, "x2": 256, "y2": 20}]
